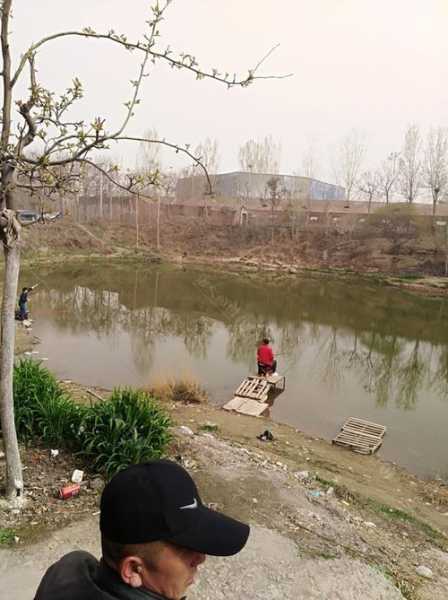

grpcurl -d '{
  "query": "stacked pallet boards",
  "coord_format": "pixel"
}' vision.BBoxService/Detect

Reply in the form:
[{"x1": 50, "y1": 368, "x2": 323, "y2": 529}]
[{"x1": 223, "y1": 374, "x2": 285, "y2": 417}]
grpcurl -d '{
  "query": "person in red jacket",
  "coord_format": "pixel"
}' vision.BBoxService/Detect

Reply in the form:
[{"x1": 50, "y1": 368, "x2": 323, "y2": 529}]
[{"x1": 257, "y1": 338, "x2": 277, "y2": 376}]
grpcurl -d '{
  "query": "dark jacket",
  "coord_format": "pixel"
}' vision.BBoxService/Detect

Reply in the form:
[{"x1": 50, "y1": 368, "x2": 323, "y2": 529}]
[{"x1": 34, "y1": 551, "x2": 169, "y2": 600}]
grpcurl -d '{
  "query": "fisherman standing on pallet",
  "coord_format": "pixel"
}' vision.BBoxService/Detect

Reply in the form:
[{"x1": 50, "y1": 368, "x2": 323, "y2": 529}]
[{"x1": 257, "y1": 338, "x2": 277, "y2": 377}]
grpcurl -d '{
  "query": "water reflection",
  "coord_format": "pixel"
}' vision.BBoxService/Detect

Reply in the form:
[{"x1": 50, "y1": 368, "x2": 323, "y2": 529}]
[
  {"x1": 29, "y1": 264, "x2": 448, "y2": 410},
  {"x1": 26, "y1": 263, "x2": 448, "y2": 476}
]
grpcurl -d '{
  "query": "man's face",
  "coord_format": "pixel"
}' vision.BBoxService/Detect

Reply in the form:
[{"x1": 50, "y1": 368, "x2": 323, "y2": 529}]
[{"x1": 141, "y1": 542, "x2": 206, "y2": 600}]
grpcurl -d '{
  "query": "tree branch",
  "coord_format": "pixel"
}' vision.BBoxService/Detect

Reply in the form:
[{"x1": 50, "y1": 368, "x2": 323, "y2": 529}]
[{"x1": 11, "y1": 26, "x2": 289, "y2": 89}]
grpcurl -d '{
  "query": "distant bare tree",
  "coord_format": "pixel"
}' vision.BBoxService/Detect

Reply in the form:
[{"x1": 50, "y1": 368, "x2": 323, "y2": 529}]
[
  {"x1": 137, "y1": 128, "x2": 162, "y2": 173},
  {"x1": 239, "y1": 135, "x2": 281, "y2": 174},
  {"x1": 301, "y1": 138, "x2": 320, "y2": 179},
  {"x1": 359, "y1": 170, "x2": 380, "y2": 213},
  {"x1": 378, "y1": 152, "x2": 399, "y2": 205},
  {"x1": 424, "y1": 127, "x2": 448, "y2": 216},
  {"x1": 194, "y1": 137, "x2": 220, "y2": 175},
  {"x1": 334, "y1": 130, "x2": 366, "y2": 204},
  {"x1": 193, "y1": 137, "x2": 220, "y2": 216},
  {"x1": 399, "y1": 124, "x2": 422, "y2": 203},
  {"x1": 264, "y1": 175, "x2": 284, "y2": 243}
]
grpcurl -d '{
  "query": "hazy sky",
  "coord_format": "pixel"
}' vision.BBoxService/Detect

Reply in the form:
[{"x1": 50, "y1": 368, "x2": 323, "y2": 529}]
[{"x1": 10, "y1": 0, "x2": 448, "y2": 180}]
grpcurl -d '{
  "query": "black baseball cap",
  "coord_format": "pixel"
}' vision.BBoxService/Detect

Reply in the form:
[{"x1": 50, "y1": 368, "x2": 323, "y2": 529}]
[{"x1": 100, "y1": 459, "x2": 250, "y2": 556}]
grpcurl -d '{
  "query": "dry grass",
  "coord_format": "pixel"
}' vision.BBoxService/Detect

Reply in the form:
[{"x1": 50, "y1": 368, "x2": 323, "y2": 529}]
[{"x1": 149, "y1": 374, "x2": 208, "y2": 405}]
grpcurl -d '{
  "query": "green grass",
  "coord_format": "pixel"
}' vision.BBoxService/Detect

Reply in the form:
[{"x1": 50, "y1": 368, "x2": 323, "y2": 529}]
[
  {"x1": 12, "y1": 360, "x2": 172, "y2": 478},
  {"x1": 0, "y1": 528, "x2": 15, "y2": 546},
  {"x1": 199, "y1": 423, "x2": 219, "y2": 433},
  {"x1": 13, "y1": 358, "x2": 86, "y2": 447},
  {"x1": 77, "y1": 388, "x2": 172, "y2": 478}
]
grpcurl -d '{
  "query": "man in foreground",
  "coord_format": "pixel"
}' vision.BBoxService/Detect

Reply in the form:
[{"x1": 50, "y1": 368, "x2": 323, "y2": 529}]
[{"x1": 34, "y1": 459, "x2": 250, "y2": 600}]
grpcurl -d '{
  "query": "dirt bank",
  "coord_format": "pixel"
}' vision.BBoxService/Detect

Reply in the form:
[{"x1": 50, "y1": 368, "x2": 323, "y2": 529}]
[{"x1": 19, "y1": 219, "x2": 448, "y2": 297}]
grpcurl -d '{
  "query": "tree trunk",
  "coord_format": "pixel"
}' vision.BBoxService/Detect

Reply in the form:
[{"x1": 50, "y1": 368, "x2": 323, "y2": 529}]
[
  {"x1": 99, "y1": 172, "x2": 103, "y2": 219},
  {"x1": 0, "y1": 242, "x2": 24, "y2": 506},
  {"x1": 156, "y1": 196, "x2": 161, "y2": 251},
  {"x1": 135, "y1": 194, "x2": 139, "y2": 248},
  {"x1": 433, "y1": 191, "x2": 438, "y2": 218}
]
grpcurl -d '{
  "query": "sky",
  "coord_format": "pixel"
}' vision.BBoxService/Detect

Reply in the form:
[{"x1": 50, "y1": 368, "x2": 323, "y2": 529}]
[{"x1": 9, "y1": 0, "x2": 448, "y2": 181}]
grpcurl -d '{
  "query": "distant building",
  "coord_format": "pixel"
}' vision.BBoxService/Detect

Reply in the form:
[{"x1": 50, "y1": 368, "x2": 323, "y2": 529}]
[{"x1": 176, "y1": 171, "x2": 345, "y2": 207}]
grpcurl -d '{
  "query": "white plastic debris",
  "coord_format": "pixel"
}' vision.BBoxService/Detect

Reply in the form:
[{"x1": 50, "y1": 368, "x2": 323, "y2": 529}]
[
  {"x1": 176, "y1": 426, "x2": 194, "y2": 437},
  {"x1": 415, "y1": 565, "x2": 433, "y2": 579},
  {"x1": 71, "y1": 469, "x2": 84, "y2": 484},
  {"x1": 295, "y1": 470, "x2": 310, "y2": 481},
  {"x1": 50, "y1": 449, "x2": 59, "y2": 458}
]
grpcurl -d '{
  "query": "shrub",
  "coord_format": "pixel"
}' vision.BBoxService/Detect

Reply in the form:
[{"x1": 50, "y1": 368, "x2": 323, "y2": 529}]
[
  {"x1": 150, "y1": 375, "x2": 207, "y2": 405},
  {"x1": 13, "y1": 359, "x2": 85, "y2": 447},
  {"x1": 77, "y1": 388, "x2": 172, "y2": 477},
  {"x1": 12, "y1": 360, "x2": 172, "y2": 478}
]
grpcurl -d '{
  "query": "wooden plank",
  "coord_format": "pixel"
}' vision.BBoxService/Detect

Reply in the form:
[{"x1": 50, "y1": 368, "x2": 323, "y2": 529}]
[
  {"x1": 343, "y1": 417, "x2": 386, "y2": 436},
  {"x1": 223, "y1": 396, "x2": 246, "y2": 411},
  {"x1": 235, "y1": 377, "x2": 270, "y2": 401},
  {"x1": 223, "y1": 396, "x2": 268, "y2": 417},
  {"x1": 333, "y1": 433, "x2": 382, "y2": 455}
]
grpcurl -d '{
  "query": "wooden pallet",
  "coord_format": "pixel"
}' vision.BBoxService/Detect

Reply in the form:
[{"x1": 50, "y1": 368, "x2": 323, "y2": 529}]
[
  {"x1": 234, "y1": 377, "x2": 271, "y2": 402},
  {"x1": 223, "y1": 396, "x2": 269, "y2": 417},
  {"x1": 332, "y1": 417, "x2": 386, "y2": 455}
]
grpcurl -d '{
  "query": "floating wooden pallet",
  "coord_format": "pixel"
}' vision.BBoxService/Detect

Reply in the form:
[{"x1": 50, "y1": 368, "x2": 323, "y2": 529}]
[
  {"x1": 223, "y1": 396, "x2": 269, "y2": 417},
  {"x1": 332, "y1": 417, "x2": 386, "y2": 455},
  {"x1": 234, "y1": 377, "x2": 270, "y2": 402}
]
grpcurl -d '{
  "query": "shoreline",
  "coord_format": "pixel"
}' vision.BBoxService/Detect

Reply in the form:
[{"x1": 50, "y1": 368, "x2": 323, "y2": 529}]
[{"x1": 21, "y1": 248, "x2": 448, "y2": 298}]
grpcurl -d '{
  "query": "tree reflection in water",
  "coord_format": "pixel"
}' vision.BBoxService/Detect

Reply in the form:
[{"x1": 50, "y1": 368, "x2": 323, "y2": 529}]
[{"x1": 30, "y1": 264, "x2": 448, "y2": 410}]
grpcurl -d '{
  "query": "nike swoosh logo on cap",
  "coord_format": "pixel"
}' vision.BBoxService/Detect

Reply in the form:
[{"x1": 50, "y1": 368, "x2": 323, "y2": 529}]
[{"x1": 180, "y1": 498, "x2": 198, "y2": 510}]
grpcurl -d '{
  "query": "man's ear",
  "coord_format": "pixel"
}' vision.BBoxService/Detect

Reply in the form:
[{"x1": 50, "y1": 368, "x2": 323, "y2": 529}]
[{"x1": 119, "y1": 556, "x2": 144, "y2": 588}]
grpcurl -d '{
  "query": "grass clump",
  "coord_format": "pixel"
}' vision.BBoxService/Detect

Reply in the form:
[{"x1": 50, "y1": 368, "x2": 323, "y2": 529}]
[
  {"x1": 0, "y1": 528, "x2": 15, "y2": 546},
  {"x1": 12, "y1": 360, "x2": 171, "y2": 478},
  {"x1": 13, "y1": 358, "x2": 86, "y2": 447},
  {"x1": 78, "y1": 388, "x2": 171, "y2": 478},
  {"x1": 150, "y1": 375, "x2": 207, "y2": 405}
]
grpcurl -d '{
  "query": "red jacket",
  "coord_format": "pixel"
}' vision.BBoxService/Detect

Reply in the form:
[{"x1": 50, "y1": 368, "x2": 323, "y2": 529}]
[{"x1": 257, "y1": 344, "x2": 274, "y2": 366}]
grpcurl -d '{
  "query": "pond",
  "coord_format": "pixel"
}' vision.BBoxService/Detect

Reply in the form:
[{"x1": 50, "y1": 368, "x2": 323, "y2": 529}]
[{"x1": 22, "y1": 261, "x2": 448, "y2": 479}]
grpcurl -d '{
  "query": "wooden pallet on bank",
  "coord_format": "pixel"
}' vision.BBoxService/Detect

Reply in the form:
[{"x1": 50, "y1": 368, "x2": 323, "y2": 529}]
[
  {"x1": 332, "y1": 417, "x2": 386, "y2": 455},
  {"x1": 223, "y1": 396, "x2": 269, "y2": 417}
]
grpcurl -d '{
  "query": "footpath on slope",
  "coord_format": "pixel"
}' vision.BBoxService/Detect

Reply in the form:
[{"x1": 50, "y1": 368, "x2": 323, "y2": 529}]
[{"x1": 1, "y1": 401, "x2": 448, "y2": 600}]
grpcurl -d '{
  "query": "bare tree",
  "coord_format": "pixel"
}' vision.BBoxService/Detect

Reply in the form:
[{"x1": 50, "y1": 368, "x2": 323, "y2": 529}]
[
  {"x1": 334, "y1": 130, "x2": 365, "y2": 204},
  {"x1": 358, "y1": 170, "x2": 380, "y2": 214},
  {"x1": 264, "y1": 176, "x2": 285, "y2": 243},
  {"x1": 378, "y1": 152, "x2": 399, "y2": 205},
  {"x1": 301, "y1": 138, "x2": 320, "y2": 179},
  {"x1": 399, "y1": 124, "x2": 422, "y2": 203},
  {"x1": 194, "y1": 137, "x2": 220, "y2": 217},
  {"x1": 238, "y1": 135, "x2": 281, "y2": 174},
  {"x1": 137, "y1": 128, "x2": 162, "y2": 173},
  {"x1": 194, "y1": 137, "x2": 220, "y2": 175},
  {"x1": 0, "y1": 0, "x2": 283, "y2": 507},
  {"x1": 424, "y1": 127, "x2": 448, "y2": 217}
]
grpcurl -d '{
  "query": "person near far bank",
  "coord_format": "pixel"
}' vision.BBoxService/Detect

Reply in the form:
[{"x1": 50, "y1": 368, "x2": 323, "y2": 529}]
[
  {"x1": 257, "y1": 337, "x2": 277, "y2": 376},
  {"x1": 33, "y1": 459, "x2": 250, "y2": 600}
]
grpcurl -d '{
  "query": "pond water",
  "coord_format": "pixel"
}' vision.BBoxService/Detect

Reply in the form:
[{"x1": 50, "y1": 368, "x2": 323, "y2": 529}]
[{"x1": 22, "y1": 262, "x2": 448, "y2": 479}]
